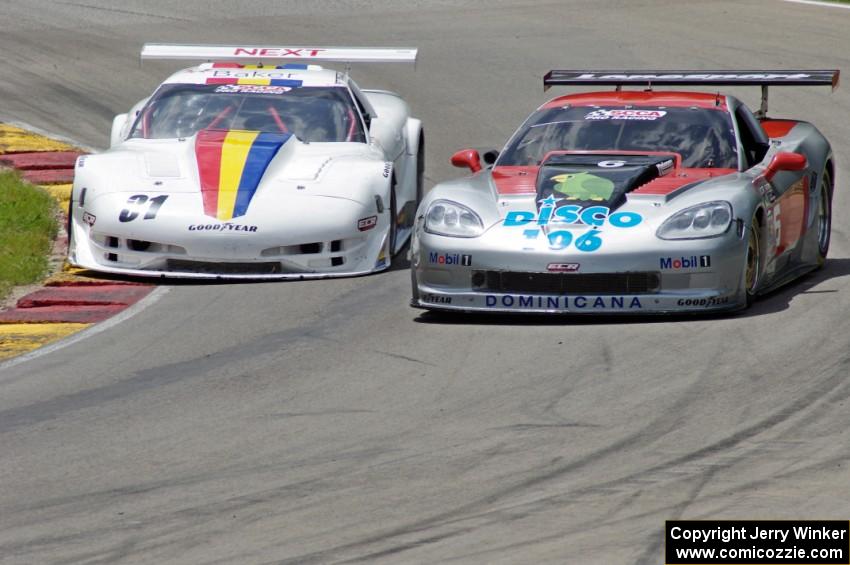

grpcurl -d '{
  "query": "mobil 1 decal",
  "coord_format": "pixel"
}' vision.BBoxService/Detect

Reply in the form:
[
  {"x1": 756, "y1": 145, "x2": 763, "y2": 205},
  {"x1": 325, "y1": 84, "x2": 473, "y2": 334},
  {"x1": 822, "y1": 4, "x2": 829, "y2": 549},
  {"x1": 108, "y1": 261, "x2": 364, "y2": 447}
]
[{"x1": 504, "y1": 197, "x2": 642, "y2": 252}]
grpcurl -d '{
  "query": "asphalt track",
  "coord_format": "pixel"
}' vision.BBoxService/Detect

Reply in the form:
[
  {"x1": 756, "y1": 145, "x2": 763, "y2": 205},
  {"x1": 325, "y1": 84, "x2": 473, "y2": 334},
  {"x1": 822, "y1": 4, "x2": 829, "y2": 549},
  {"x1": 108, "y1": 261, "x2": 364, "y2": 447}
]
[{"x1": 2, "y1": 1, "x2": 850, "y2": 563}]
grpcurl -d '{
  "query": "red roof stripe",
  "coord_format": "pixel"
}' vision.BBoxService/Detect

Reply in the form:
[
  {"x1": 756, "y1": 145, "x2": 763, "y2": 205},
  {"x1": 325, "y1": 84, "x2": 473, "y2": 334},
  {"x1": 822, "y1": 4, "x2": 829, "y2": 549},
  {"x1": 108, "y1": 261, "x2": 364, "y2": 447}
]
[
  {"x1": 541, "y1": 91, "x2": 728, "y2": 110},
  {"x1": 205, "y1": 78, "x2": 239, "y2": 85}
]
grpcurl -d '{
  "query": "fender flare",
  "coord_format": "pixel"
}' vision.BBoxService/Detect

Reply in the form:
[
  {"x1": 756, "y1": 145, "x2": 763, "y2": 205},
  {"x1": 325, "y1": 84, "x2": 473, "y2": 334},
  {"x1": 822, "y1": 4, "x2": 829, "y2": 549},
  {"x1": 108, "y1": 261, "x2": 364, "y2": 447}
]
[{"x1": 404, "y1": 117, "x2": 422, "y2": 157}]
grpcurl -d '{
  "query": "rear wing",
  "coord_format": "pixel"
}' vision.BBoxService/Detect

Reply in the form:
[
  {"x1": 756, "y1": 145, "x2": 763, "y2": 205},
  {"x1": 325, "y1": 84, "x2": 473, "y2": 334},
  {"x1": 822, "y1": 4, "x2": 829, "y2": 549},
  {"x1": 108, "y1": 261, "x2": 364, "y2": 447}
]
[
  {"x1": 542, "y1": 70, "x2": 839, "y2": 118},
  {"x1": 141, "y1": 44, "x2": 418, "y2": 64}
]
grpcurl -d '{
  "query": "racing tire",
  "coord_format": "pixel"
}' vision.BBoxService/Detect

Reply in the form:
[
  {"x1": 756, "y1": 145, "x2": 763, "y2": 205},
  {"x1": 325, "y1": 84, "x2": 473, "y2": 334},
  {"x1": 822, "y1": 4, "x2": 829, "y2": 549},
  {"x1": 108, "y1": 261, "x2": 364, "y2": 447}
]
[
  {"x1": 815, "y1": 168, "x2": 832, "y2": 268},
  {"x1": 66, "y1": 198, "x2": 73, "y2": 250},
  {"x1": 744, "y1": 214, "x2": 762, "y2": 307},
  {"x1": 388, "y1": 178, "x2": 398, "y2": 257},
  {"x1": 416, "y1": 131, "x2": 425, "y2": 205},
  {"x1": 410, "y1": 264, "x2": 420, "y2": 303}
]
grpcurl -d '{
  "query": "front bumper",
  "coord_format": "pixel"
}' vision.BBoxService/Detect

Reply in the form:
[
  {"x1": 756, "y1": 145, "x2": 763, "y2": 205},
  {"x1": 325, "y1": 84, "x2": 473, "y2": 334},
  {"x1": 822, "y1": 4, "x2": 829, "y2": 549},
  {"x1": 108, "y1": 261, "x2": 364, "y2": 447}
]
[
  {"x1": 69, "y1": 192, "x2": 390, "y2": 279},
  {"x1": 412, "y1": 289, "x2": 737, "y2": 314},
  {"x1": 411, "y1": 222, "x2": 749, "y2": 314}
]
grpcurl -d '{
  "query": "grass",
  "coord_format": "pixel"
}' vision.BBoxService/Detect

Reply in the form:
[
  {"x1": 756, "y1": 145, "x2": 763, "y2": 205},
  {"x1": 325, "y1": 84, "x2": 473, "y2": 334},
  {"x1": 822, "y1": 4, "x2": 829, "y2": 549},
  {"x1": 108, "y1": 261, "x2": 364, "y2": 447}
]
[{"x1": 0, "y1": 170, "x2": 58, "y2": 301}]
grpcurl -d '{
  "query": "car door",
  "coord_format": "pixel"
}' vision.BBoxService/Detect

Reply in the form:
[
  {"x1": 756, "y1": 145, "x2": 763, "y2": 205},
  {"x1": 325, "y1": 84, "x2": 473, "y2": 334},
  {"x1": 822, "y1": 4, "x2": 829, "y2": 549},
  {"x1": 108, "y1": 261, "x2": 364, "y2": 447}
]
[{"x1": 736, "y1": 104, "x2": 808, "y2": 280}]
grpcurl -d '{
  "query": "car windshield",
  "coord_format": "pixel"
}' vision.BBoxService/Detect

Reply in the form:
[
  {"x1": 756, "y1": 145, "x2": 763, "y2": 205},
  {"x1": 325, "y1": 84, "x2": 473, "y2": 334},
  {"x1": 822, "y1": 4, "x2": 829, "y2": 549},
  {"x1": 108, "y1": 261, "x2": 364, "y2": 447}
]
[
  {"x1": 498, "y1": 105, "x2": 738, "y2": 168},
  {"x1": 129, "y1": 83, "x2": 366, "y2": 143}
]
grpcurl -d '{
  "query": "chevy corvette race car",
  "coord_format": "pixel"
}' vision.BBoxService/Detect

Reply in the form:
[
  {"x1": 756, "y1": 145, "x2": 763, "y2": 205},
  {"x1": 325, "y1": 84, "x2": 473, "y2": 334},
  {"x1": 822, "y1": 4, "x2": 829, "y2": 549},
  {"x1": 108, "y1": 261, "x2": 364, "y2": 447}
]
[
  {"x1": 69, "y1": 44, "x2": 422, "y2": 278},
  {"x1": 411, "y1": 70, "x2": 839, "y2": 314}
]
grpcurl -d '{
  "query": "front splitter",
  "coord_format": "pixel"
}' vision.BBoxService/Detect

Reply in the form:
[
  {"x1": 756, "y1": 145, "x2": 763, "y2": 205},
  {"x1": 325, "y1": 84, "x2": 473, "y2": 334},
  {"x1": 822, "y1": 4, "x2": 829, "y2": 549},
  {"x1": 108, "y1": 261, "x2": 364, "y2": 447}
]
[{"x1": 412, "y1": 288, "x2": 743, "y2": 314}]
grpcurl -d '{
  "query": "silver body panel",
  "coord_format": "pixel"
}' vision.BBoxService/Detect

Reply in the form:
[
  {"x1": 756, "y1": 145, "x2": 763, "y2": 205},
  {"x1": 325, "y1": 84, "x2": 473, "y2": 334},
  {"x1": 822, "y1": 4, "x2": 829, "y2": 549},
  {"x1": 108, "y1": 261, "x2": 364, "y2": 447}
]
[{"x1": 412, "y1": 94, "x2": 833, "y2": 315}]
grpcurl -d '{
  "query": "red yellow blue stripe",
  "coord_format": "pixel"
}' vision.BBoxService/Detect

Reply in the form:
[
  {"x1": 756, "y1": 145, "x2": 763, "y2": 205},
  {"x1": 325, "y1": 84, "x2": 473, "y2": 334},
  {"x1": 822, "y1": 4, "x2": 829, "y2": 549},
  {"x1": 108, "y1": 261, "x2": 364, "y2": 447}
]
[
  {"x1": 210, "y1": 63, "x2": 308, "y2": 70},
  {"x1": 206, "y1": 77, "x2": 303, "y2": 87},
  {"x1": 196, "y1": 130, "x2": 291, "y2": 220}
]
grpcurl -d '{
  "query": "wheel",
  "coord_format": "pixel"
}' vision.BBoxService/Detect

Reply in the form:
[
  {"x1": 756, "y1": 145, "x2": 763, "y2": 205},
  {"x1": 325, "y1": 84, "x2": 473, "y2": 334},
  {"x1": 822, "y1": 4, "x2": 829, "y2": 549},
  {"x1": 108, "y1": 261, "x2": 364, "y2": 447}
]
[
  {"x1": 388, "y1": 177, "x2": 398, "y2": 257},
  {"x1": 416, "y1": 131, "x2": 425, "y2": 204},
  {"x1": 410, "y1": 263, "x2": 420, "y2": 302},
  {"x1": 400, "y1": 131, "x2": 425, "y2": 230},
  {"x1": 745, "y1": 214, "x2": 762, "y2": 307},
  {"x1": 815, "y1": 168, "x2": 832, "y2": 268},
  {"x1": 66, "y1": 197, "x2": 73, "y2": 248}
]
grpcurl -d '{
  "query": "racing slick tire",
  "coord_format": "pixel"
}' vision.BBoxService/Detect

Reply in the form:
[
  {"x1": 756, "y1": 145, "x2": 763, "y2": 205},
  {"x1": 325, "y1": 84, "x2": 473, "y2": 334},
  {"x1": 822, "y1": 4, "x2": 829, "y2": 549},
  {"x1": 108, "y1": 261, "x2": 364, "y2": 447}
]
[
  {"x1": 416, "y1": 131, "x2": 425, "y2": 204},
  {"x1": 815, "y1": 167, "x2": 833, "y2": 268},
  {"x1": 401, "y1": 131, "x2": 425, "y2": 231},
  {"x1": 389, "y1": 177, "x2": 398, "y2": 257},
  {"x1": 66, "y1": 198, "x2": 73, "y2": 250},
  {"x1": 745, "y1": 214, "x2": 763, "y2": 307},
  {"x1": 410, "y1": 264, "x2": 420, "y2": 303}
]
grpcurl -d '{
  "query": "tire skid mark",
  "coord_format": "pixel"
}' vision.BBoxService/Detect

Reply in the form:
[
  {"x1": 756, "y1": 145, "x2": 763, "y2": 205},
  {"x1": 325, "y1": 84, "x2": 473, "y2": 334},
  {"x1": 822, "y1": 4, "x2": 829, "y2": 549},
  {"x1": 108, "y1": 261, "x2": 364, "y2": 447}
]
[
  {"x1": 441, "y1": 352, "x2": 850, "y2": 562},
  {"x1": 9, "y1": 314, "x2": 846, "y2": 564},
  {"x1": 0, "y1": 274, "x2": 388, "y2": 432},
  {"x1": 367, "y1": 348, "x2": 436, "y2": 367},
  {"x1": 0, "y1": 447, "x2": 394, "y2": 562},
  {"x1": 273, "y1": 349, "x2": 850, "y2": 564},
  {"x1": 0, "y1": 324, "x2": 319, "y2": 434},
  {"x1": 2, "y1": 443, "x2": 383, "y2": 522},
  {"x1": 55, "y1": 0, "x2": 194, "y2": 21},
  {"x1": 267, "y1": 366, "x2": 723, "y2": 562},
  {"x1": 492, "y1": 350, "x2": 850, "y2": 519},
  {"x1": 334, "y1": 528, "x2": 477, "y2": 564},
  {"x1": 634, "y1": 470, "x2": 718, "y2": 565}
]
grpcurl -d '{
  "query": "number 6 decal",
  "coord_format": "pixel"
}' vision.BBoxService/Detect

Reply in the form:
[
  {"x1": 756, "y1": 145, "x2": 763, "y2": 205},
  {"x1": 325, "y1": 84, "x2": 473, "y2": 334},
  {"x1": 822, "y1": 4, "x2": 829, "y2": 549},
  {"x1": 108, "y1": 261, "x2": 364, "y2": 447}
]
[
  {"x1": 119, "y1": 194, "x2": 169, "y2": 222},
  {"x1": 575, "y1": 229, "x2": 603, "y2": 252}
]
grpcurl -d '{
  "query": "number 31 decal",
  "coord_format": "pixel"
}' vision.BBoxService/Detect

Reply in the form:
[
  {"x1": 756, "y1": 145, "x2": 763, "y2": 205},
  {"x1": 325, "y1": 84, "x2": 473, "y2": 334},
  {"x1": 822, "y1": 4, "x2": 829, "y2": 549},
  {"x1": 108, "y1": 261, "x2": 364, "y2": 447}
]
[{"x1": 119, "y1": 194, "x2": 169, "y2": 222}]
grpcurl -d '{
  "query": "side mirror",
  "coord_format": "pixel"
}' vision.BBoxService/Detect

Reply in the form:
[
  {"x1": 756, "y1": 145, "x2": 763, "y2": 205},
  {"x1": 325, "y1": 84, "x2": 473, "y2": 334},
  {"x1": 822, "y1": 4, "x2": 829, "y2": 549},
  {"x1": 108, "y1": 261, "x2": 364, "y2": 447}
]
[
  {"x1": 764, "y1": 152, "x2": 807, "y2": 182},
  {"x1": 110, "y1": 113, "x2": 129, "y2": 148},
  {"x1": 451, "y1": 149, "x2": 482, "y2": 173}
]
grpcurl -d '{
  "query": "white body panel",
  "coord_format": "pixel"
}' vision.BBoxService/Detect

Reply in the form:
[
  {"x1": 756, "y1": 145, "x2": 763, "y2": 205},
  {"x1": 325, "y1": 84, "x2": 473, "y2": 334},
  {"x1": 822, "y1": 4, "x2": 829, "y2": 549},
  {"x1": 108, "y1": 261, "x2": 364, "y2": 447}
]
[{"x1": 69, "y1": 60, "x2": 422, "y2": 279}]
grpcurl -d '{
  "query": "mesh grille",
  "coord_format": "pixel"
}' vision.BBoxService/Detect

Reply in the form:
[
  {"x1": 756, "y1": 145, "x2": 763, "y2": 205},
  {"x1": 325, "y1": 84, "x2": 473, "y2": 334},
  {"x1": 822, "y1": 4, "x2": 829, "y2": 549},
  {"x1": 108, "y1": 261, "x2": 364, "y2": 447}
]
[
  {"x1": 166, "y1": 259, "x2": 282, "y2": 275},
  {"x1": 477, "y1": 271, "x2": 660, "y2": 295}
]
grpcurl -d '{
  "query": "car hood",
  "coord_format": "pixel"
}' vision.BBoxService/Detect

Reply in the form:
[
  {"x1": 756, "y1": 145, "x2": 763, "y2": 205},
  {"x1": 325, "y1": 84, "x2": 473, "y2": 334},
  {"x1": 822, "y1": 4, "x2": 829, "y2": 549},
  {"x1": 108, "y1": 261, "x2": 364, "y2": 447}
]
[
  {"x1": 487, "y1": 163, "x2": 739, "y2": 222},
  {"x1": 77, "y1": 132, "x2": 385, "y2": 214},
  {"x1": 421, "y1": 160, "x2": 746, "y2": 239}
]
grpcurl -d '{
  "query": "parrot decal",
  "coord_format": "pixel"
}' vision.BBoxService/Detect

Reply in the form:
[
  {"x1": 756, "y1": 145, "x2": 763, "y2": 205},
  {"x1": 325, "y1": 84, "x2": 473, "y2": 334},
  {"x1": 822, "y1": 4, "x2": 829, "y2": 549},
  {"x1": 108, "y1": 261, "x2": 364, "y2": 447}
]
[{"x1": 550, "y1": 172, "x2": 616, "y2": 202}]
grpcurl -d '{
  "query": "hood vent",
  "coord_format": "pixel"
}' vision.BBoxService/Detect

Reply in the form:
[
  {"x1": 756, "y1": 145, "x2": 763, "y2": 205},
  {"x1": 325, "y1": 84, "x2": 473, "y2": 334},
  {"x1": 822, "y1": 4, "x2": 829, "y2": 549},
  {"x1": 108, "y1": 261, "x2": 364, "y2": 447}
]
[
  {"x1": 145, "y1": 153, "x2": 182, "y2": 178},
  {"x1": 283, "y1": 155, "x2": 333, "y2": 181},
  {"x1": 536, "y1": 153, "x2": 675, "y2": 211}
]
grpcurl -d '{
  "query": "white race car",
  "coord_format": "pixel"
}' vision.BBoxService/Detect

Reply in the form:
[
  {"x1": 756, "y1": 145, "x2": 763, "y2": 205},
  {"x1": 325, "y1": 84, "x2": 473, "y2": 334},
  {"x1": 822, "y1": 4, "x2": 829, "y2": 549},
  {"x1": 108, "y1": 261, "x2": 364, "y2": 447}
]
[{"x1": 69, "y1": 44, "x2": 422, "y2": 278}]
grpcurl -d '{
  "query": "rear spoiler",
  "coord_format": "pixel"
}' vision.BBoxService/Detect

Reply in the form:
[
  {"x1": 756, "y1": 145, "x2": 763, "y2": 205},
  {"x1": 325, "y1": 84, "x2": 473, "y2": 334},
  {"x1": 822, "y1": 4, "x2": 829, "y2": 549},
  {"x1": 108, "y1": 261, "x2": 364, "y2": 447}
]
[
  {"x1": 141, "y1": 44, "x2": 418, "y2": 64},
  {"x1": 543, "y1": 70, "x2": 839, "y2": 90},
  {"x1": 542, "y1": 70, "x2": 839, "y2": 117}
]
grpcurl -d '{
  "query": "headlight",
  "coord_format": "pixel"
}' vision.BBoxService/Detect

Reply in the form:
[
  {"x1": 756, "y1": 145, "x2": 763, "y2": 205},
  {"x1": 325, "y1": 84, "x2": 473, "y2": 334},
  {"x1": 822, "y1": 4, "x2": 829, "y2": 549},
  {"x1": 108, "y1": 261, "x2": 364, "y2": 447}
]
[
  {"x1": 424, "y1": 199, "x2": 484, "y2": 238},
  {"x1": 656, "y1": 201, "x2": 732, "y2": 240}
]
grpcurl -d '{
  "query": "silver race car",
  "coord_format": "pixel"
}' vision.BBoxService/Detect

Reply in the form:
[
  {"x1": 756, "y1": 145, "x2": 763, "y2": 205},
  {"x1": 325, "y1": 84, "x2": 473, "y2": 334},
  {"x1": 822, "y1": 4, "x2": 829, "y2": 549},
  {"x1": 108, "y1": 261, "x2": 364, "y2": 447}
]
[
  {"x1": 411, "y1": 70, "x2": 839, "y2": 314},
  {"x1": 69, "y1": 44, "x2": 422, "y2": 279}
]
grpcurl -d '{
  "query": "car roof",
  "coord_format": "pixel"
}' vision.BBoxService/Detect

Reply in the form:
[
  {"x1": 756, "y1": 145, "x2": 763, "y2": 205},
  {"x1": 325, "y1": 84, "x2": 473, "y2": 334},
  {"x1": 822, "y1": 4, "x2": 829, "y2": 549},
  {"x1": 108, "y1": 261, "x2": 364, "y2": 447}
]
[
  {"x1": 540, "y1": 91, "x2": 728, "y2": 110},
  {"x1": 161, "y1": 62, "x2": 344, "y2": 88}
]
